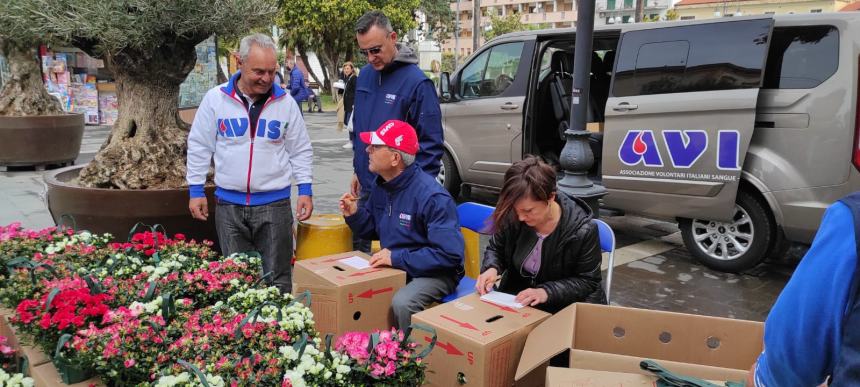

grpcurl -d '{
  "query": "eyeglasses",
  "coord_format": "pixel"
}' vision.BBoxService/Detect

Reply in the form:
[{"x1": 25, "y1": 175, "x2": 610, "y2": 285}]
[
  {"x1": 359, "y1": 46, "x2": 383, "y2": 57},
  {"x1": 367, "y1": 144, "x2": 391, "y2": 154}
]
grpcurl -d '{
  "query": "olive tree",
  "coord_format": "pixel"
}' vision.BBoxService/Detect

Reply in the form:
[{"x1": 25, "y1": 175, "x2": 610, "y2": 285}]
[
  {"x1": 4, "y1": 0, "x2": 277, "y2": 189},
  {"x1": 0, "y1": 3, "x2": 64, "y2": 116}
]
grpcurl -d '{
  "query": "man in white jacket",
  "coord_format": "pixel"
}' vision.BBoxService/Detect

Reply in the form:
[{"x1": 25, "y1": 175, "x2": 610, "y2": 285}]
[{"x1": 186, "y1": 33, "x2": 313, "y2": 294}]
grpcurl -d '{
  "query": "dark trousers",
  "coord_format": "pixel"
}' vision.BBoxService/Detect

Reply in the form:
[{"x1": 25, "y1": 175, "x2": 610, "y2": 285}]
[{"x1": 215, "y1": 198, "x2": 294, "y2": 294}]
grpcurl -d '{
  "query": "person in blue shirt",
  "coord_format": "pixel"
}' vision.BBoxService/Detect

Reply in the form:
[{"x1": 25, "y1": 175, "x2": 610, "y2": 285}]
[
  {"x1": 339, "y1": 120, "x2": 464, "y2": 330},
  {"x1": 750, "y1": 195, "x2": 860, "y2": 386},
  {"x1": 287, "y1": 59, "x2": 309, "y2": 111},
  {"x1": 349, "y1": 10, "x2": 445, "y2": 253}
]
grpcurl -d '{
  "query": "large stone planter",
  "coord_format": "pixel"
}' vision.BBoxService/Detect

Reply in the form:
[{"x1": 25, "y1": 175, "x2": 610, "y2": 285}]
[
  {"x1": 44, "y1": 165, "x2": 219, "y2": 248},
  {"x1": 0, "y1": 114, "x2": 84, "y2": 166}
]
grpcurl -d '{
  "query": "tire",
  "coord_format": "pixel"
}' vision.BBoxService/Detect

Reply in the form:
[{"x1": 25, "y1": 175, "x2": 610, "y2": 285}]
[
  {"x1": 437, "y1": 151, "x2": 461, "y2": 198},
  {"x1": 679, "y1": 190, "x2": 775, "y2": 272}
]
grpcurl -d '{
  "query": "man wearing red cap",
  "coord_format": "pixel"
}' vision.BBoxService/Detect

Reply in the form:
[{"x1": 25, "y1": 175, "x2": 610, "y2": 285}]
[{"x1": 339, "y1": 120, "x2": 464, "y2": 329}]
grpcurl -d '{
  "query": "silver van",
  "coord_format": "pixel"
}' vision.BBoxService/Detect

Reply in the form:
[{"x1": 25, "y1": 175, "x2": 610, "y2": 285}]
[{"x1": 437, "y1": 13, "x2": 860, "y2": 271}]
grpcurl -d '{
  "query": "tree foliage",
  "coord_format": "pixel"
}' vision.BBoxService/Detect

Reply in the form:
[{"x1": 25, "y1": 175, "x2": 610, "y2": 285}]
[
  {"x1": 484, "y1": 12, "x2": 527, "y2": 41},
  {"x1": 665, "y1": 8, "x2": 679, "y2": 21},
  {"x1": 420, "y1": 0, "x2": 455, "y2": 45},
  {"x1": 276, "y1": 0, "x2": 418, "y2": 93}
]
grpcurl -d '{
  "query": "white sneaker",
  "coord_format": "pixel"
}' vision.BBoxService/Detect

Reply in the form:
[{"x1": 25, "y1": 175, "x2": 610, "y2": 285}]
[{"x1": 342, "y1": 142, "x2": 353, "y2": 149}]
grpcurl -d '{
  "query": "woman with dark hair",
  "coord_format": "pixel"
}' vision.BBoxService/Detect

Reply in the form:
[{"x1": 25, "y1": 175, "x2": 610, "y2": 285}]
[{"x1": 475, "y1": 155, "x2": 606, "y2": 313}]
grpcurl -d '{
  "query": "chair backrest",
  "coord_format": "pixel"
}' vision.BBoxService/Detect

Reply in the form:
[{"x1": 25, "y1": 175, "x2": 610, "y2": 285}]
[
  {"x1": 592, "y1": 218, "x2": 616, "y2": 304},
  {"x1": 457, "y1": 202, "x2": 495, "y2": 235}
]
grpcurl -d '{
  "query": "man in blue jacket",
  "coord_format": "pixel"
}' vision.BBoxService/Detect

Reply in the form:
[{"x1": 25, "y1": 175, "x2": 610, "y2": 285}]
[
  {"x1": 350, "y1": 10, "x2": 445, "y2": 253},
  {"x1": 287, "y1": 59, "x2": 309, "y2": 112},
  {"x1": 339, "y1": 120, "x2": 463, "y2": 330},
  {"x1": 749, "y1": 193, "x2": 860, "y2": 386}
]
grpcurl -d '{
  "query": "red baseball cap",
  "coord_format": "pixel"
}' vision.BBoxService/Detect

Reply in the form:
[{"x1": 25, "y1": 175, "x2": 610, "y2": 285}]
[{"x1": 359, "y1": 120, "x2": 419, "y2": 155}]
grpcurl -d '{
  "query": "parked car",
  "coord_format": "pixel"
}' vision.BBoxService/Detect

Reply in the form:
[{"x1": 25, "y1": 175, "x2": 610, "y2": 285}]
[{"x1": 437, "y1": 13, "x2": 860, "y2": 272}]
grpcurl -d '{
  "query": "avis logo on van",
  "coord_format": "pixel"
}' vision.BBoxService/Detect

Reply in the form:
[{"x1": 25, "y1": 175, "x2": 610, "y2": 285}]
[{"x1": 618, "y1": 130, "x2": 741, "y2": 170}]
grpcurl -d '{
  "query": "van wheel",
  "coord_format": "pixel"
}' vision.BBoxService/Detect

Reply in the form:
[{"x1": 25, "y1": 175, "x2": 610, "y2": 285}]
[
  {"x1": 437, "y1": 151, "x2": 461, "y2": 198},
  {"x1": 679, "y1": 190, "x2": 774, "y2": 272}
]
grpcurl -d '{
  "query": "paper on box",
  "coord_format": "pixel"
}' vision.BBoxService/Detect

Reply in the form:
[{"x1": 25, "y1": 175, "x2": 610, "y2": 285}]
[
  {"x1": 413, "y1": 293, "x2": 551, "y2": 387},
  {"x1": 292, "y1": 251, "x2": 406, "y2": 338},
  {"x1": 515, "y1": 303, "x2": 763, "y2": 385}
]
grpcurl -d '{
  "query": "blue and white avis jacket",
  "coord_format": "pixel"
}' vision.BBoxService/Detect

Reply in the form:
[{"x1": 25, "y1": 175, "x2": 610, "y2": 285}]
[{"x1": 186, "y1": 72, "x2": 313, "y2": 205}]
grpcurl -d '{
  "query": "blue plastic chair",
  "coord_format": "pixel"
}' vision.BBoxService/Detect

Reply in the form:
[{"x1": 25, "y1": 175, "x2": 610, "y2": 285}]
[
  {"x1": 593, "y1": 219, "x2": 616, "y2": 304},
  {"x1": 441, "y1": 202, "x2": 495, "y2": 302}
]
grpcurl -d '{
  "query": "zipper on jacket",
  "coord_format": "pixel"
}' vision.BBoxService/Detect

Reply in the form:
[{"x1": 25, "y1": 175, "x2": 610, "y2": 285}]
[{"x1": 244, "y1": 96, "x2": 281, "y2": 204}]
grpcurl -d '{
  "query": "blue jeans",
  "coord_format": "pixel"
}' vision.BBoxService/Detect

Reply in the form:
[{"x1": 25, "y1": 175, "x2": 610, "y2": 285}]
[
  {"x1": 215, "y1": 198, "x2": 294, "y2": 294},
  {"x1": 391, "y1": 274, "x2": 458, "y2": 329}
]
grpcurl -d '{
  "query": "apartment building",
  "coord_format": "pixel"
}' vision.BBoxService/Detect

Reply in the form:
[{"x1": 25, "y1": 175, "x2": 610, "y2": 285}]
[
  {"x1": 441, "y1": 0, "x2": 577, "y2": 56},
  {"x1": 596, "y1": 0, "x2": 673, "y2": 24},
  {"x1": 674, "y1": 0, "x2": 859, "y2": 20}
]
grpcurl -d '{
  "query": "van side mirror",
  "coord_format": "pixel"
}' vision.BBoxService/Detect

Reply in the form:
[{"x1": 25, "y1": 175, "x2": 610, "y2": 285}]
[{"x1": 440, "y1": 72, "x2": 451, "y2": 101}]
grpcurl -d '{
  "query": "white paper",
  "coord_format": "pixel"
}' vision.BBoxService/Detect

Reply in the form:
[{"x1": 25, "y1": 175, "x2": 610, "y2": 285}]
[
  {"x1": 338, "y1": 256, "x2": 371, "y2": 270},
  {"x1": 480, "y1": 291, "x2": 524, "y2": 309}
]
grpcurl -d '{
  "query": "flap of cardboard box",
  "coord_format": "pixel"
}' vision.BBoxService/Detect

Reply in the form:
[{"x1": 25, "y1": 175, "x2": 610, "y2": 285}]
[
  {"x1": 516, "y1": 303, "x2": 763, "y2": 381},
  {"x1": 515, "y1": 302, "x2": 577, "y2": 380},
  {"x1": 294, "y1": 251, "x2": 405, "y2": 287},
  {"x1": 545, "y1": 367, "x2": 725, "y2": 386},
  {"x1": 569, "y1": 349, "x2": 749, "y2": 381},
  {"x1": 416, "y1": 293, "x2": 550, "y2": 345},
  {"x1": 546, "y1": 367, "x2": 655, "y2": 386}
]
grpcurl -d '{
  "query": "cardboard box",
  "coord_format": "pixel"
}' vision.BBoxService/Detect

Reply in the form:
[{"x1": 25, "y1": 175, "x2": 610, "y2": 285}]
[
  {"x1": 586, "y1": 122, "x2": 604, "y2": 133},
  {"x1": 545, "y1": 367, "x2": 724, "y2": 386},
  {"x1": 292, "y1": 251, "x2": 406, "y2": 338},
  {"x1": 30, "y1": 361, "x2": 105, "y2": 387},
  {"x1": 515, "y1": 303, "x2": 763, "y2": 385},
  {"x1": 412, "y1": 293, "x2": 551, "y2": 387}
]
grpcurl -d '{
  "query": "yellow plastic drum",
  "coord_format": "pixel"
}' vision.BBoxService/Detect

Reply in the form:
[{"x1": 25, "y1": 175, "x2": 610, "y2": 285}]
[{"x1": 295, "y1": 214, "x2": 353, "y2": 260}]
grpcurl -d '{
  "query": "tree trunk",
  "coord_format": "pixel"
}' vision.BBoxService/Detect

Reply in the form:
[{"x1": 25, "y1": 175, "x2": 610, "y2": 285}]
[
  {"x1": 78, "y1": 45, "x2": 197, "y2": 189},
  {"x1": 0, "y1": 43, "x2": 64, "y2": 117}
]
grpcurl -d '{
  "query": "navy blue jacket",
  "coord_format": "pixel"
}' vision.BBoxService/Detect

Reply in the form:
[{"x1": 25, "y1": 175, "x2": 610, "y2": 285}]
[
  {"x1": 352, "y1": 44, "x2": 443, "y2": 193},
  {"x1": 345, "y1": 163, "x2": 464, "y2": 279},
  {"x1": 289, "y1": 67, "x2": 309, "y2": 102}
]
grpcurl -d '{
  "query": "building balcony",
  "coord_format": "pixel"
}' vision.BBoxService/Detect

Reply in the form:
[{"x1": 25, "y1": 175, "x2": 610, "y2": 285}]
[{"x1": 522, "y1": 10, "x2": 577, "y2": 23}]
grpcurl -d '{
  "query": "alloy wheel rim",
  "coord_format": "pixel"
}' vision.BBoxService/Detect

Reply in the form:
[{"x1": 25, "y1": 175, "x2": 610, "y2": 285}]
[{"x1": 689, "y1": 204, "x2": 754, "y2": 261}]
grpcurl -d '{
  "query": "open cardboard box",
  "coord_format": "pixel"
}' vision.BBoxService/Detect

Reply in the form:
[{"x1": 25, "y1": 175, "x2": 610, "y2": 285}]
[
  {"x1": 413, "y1": 293, "x2": 551, "y2": 387},
  {"x1": 515, "y1": 303, "x2": 763, "y2": 385},
  {"x1": 292, "y1": 251, "x2": 406, "y2": 338}
]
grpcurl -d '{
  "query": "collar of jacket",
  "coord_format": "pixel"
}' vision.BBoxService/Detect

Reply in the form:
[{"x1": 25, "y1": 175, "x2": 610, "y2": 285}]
[
  {"x1": 375, "y1": 163, "x2": 420, "y2": 193},
  {"x1": 220, "y1": 71, "x2": 287, "y2": 100}
]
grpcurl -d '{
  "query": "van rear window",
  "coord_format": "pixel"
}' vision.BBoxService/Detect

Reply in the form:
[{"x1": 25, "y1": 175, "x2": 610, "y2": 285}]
[{"x1": 762, "y1": 26, "x2": 838, "y2": 89}]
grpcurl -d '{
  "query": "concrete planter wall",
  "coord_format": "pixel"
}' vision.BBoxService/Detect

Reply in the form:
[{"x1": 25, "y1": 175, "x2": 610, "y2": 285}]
[
  {"x1": 0, "y1": 114, "x2": 84, "y2": 166},
  {"x1": 44, "y1": 165, "x2": 219, "y2": 247}
]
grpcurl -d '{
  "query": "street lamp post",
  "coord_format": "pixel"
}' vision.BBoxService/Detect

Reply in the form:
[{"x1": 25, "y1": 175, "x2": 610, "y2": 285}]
[{"x1": 557, "y1": 0, "x2": 607, "y2": 216}]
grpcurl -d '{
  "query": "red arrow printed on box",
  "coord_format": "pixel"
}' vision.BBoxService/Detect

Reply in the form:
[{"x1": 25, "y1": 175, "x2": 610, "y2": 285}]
[
  {"x1": 426, "y1": 336, "x2": 463, "y2": 356},
  {"x1": 440, "y1": 315, "x2": 479, "y2": 331},
  {"x1": 481, "y1": 300, "x2": 518, "y2": 314},
  {"x1": 357, "y1": 287, "x2": 394, "y2": 299},
  {"x1": 348, "y1": 269, "x2": 382, "y2": 277}
]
